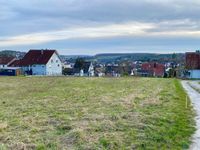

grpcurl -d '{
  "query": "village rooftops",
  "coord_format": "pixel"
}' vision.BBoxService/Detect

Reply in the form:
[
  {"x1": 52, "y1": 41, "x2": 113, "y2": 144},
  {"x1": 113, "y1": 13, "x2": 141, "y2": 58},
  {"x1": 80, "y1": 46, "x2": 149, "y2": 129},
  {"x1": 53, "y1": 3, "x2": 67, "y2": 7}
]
[
  {"x1": 0, "y1": 56, "x2": 15, "y2": 65},
  {"x1": 19, "y1": 49, "x2": 58, "y2": 66},
  {"x1": 141, "y1": 62, "x2": 165, "y2": 77},
  {"x1": 74, "y1": 62, "x2": 92, "y2": 73}
]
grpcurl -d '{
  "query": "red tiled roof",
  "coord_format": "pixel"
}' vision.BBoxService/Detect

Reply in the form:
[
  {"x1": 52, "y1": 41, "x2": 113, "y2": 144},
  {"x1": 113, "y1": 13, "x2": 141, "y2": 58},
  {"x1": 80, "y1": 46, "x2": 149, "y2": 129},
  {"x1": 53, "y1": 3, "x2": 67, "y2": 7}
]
[
  {"x1": 186, "y1": 52, "x2": 200, "y2": 69},
  {"x1": 20, "y1": 50, "x2": 57, "y2": 66},
  {"x1": 8, "y1": 59, "x2": 21, "y2": 67},
  {"x1": 0, "y1": 56, "x2": 15, "y2": 65},
  {"x1": 142, "y1": 62, "x2": 165, "y2": 76}
]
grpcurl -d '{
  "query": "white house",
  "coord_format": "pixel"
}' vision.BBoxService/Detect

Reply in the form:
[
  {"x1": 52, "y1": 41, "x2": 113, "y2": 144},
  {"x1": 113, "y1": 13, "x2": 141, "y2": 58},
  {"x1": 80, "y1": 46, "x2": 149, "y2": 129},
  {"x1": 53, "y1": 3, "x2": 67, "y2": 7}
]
[
  {"x1": 74, "y1": 62, "x2": 95, "y2": 77},
  {"x1": 88, "y1": 63, "x2": 95, "y2": 77},
  {"x1": 19, "y1": 49, "x2": 62, "y2": 76},
  {"x1": 63, "y1": 62, "x2": 75, "y2": 69}
]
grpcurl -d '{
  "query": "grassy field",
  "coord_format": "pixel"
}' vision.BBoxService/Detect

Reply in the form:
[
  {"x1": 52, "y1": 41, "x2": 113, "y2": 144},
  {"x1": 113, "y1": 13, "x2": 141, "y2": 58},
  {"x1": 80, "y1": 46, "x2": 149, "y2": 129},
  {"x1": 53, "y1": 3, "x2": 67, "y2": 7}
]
[{"x1": 0, "y1": 77, "x2": 195, "y2": 150}]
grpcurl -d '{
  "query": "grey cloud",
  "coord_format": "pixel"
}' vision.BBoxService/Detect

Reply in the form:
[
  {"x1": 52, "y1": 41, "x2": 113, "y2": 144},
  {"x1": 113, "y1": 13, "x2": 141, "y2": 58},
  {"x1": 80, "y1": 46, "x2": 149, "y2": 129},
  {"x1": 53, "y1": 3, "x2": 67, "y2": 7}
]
[
  {"x1": 2, "y1": 35, "x2": 200, "y2": 54},
  {"x1": 0, "y1": 0, "x2": 200, "y2": 53},
  {"x1": 1, "y1": 0, "x2": 200, "y2": 35}
]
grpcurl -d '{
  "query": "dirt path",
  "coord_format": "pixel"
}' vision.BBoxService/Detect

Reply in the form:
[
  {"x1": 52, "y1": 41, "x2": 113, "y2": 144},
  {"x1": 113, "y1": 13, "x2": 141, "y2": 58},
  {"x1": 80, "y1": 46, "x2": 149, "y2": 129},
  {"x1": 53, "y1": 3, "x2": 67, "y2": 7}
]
[{"x1": 182, "y1": 81, "x2": 200, "y2": 150}]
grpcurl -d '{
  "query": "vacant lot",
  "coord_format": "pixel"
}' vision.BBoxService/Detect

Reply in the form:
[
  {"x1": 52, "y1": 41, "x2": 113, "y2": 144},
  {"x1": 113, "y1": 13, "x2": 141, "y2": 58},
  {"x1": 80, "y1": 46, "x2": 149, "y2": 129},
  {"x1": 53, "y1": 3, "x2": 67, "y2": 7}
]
[{"x1": 0, "y1": 77, "x2": 195, "y2": 149}]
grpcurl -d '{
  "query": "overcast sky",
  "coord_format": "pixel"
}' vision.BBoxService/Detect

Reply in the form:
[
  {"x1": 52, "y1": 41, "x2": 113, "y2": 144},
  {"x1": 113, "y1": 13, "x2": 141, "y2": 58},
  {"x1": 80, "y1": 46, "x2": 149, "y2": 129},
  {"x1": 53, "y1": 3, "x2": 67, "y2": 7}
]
[{"x1": 0, "y1": 0, "x2": 200, "y2": 55}]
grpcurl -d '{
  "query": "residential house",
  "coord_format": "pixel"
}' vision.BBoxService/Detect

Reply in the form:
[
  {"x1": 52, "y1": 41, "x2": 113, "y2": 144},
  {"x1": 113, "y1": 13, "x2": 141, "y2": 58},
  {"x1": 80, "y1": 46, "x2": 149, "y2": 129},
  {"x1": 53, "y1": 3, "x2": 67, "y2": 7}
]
[
  {"x1": 0, "y1": 56, "x2": 16, "y2": 68},
  {"x1": 105, "y1": 65, "x2": 121, "y2": 77},
  {"x1": 141, "y1": 62, "x2": 165, "y2": 77},
  {"x1": 12, "y1": 49, "x2": 62, "y2": 76},
  {"x1": 185, "y1": 51, "x2": 200, "y2": 79},
  {"x1": 130, "y1": 61, "x2": 142, "y2": 76},
  {"x1": 63, "y1": 62, "x2": 75, "y2": 69},
  {"x1": 74, "y1": 62, "x2": 95, "y2": 77},
  {"x1": 95, "y1": 67, "x2": 105, "y2": 77}
]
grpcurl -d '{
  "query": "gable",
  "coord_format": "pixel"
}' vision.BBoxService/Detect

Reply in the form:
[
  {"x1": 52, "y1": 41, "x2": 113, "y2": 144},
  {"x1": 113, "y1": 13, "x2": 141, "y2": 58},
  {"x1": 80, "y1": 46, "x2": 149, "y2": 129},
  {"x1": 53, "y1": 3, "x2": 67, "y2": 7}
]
[
  {"x1": 20, "y1": 50, "x2": 57, "y2": 66},
  {"x1": 46, "y1": 52, "x2": 62, "y2": 65}
]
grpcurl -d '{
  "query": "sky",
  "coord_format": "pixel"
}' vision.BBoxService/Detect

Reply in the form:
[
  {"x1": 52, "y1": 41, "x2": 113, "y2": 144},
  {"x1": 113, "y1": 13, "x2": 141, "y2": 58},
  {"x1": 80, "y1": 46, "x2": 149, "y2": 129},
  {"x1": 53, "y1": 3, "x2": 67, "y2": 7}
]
[{"x1": 0, "y1": 0, "x2": 200, "y2": 55}]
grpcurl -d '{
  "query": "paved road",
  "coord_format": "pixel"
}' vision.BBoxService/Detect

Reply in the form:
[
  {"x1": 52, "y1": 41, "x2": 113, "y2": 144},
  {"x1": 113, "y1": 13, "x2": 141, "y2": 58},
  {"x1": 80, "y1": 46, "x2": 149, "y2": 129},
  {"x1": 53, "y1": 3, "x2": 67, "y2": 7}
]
[{"x1": 182, "y1": 80, "x2": 200, "y2": 150}]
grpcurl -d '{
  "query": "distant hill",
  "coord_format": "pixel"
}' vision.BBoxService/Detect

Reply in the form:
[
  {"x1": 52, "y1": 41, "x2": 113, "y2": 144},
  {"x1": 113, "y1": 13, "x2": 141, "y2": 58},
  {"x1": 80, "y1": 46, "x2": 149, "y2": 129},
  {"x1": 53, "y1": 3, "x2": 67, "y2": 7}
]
[
  {"x1": 62, "y1": 53, "x2": 185, "y2": 64},
  {"x1": 92, "y1": 53, "x2": 185, "y2": 63},
  {"x1": 0, "y1": 50, "x2": 185, "y2": 64},
  {"x1": 0, "y1": 50, "x2": 26, "y2": 59},
  {"x1": 60, "y1": 55, "x2": 93, "y2": 63}
]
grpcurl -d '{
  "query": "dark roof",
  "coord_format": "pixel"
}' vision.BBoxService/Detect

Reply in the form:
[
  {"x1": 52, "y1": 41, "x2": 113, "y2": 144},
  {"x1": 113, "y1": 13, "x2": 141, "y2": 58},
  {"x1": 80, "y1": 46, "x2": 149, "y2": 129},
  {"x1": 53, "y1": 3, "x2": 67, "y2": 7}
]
[
  {"x1": 82, "y1": 62, "x2": 91, "y2": 72},
  {"x1": 186, "y1": 52, "x2": 200, "y2": 69},
  {"x1": 0, "y1": 56, "x2": 15, "y2": 65},
  {"x1": 20, "y1": 50, "x2": 57, "y2": 66},
  {"x1": 74, "y1": 62, "x2": 91, "y2": 73},
  {"x1": 8, "y1": 59, "x2": 21, "y2": 67},
  {"x1": 105, "y1": 66, "x2": 121, "y2": 74}
]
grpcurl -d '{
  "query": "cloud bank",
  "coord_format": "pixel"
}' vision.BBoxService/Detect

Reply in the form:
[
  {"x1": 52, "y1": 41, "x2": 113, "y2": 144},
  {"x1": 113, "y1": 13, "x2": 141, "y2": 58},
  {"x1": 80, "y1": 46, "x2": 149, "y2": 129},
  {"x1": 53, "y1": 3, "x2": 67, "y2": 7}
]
[{"x1": 0, "y1": 0, "x2": 200, "y2": 54}]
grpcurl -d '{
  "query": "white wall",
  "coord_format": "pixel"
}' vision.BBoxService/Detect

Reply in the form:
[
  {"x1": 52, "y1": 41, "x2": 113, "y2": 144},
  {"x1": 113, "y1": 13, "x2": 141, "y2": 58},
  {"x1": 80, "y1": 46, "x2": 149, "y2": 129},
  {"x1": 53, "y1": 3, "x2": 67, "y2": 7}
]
[
  {"x1": 46, "y1": 53, "x2": 62, "y2": 75},
  {"x1": 0, "y1": 65, "x2": 7, "y2": 68},
  {"x1": 88, "y1": 63, "x2": 94, "y2": 77},
  {"x1": 189, "y1": 70, "x2": 200, "y2": 79}
]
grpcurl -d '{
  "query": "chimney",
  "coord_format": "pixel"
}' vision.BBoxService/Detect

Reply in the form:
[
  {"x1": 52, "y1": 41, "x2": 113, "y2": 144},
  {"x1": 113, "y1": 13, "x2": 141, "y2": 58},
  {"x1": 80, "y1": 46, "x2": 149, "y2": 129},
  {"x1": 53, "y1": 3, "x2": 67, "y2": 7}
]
[{"x1": 41, "y1": 49, "x2": 44, "y2": 55}]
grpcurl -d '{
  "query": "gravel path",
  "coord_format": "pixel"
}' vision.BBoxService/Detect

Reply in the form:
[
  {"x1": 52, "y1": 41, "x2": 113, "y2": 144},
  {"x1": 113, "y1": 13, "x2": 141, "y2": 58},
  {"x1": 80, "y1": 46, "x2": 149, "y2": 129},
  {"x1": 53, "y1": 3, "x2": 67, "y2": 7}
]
[{"x1": 182, "y1": 81, "x2": 200, "y2": 150}]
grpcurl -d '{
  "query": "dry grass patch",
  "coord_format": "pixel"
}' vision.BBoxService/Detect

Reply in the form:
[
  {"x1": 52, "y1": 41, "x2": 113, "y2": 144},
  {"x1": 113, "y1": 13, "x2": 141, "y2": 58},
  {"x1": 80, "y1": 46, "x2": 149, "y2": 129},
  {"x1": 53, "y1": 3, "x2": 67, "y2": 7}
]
[{"x1": 0, "y1": 77, "x2": 195, "y2": 149}]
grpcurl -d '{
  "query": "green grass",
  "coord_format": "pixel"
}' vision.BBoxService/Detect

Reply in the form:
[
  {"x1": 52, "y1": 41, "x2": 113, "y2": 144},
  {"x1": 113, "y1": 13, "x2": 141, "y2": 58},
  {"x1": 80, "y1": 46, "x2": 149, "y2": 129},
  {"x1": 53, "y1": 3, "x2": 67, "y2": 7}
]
[{"x1": 0, "y1": 77, "x2": 195, "y2": 150}]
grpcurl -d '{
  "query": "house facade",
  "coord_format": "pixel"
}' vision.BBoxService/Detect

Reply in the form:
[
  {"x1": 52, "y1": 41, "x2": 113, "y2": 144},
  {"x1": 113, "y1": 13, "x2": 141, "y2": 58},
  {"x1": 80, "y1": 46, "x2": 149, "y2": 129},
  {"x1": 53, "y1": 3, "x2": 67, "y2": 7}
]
[
  {"x1": 185, "y1": 51, "x2": 200, "y2": 79},
  {"x1": 17, "y1": 50, "x2": 62, "y2": 76}
]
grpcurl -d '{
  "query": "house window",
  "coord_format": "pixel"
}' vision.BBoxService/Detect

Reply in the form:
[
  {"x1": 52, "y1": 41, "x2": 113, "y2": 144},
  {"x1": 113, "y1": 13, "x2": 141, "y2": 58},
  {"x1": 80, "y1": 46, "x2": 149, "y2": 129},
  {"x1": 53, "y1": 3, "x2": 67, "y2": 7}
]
[
  {"x1": 58, "y1": 64, "x2": 60, "y2": 67},
  {"x1": 56, "y1": 59, "x2": 58, "y2": 63},
  {"x1": 51, "y1": 59, "x2": 53, "y2": 63}
]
